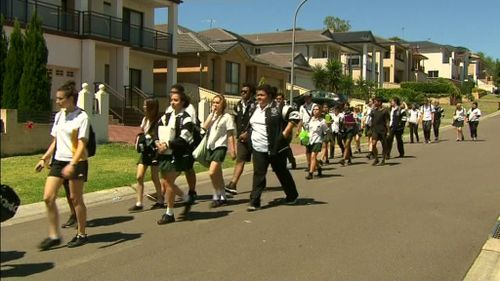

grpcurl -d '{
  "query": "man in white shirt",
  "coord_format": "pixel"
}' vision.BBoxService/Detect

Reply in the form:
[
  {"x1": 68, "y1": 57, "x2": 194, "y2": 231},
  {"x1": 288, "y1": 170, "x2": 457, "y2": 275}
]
[{"x1": 420, "y1": 99, "x2": 434, "y2": 144}]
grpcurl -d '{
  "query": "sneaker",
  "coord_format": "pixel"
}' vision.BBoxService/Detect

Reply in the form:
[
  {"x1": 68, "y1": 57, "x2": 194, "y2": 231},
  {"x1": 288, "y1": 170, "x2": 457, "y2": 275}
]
[
  {"x1": 157, "y1": 213, "x2": 175, "y2": 225},
  {"x1": 224, "y1": 182, "x2": 238, "y2": 195},
  {"x1": 67, "y1": 234, "x2": 88, "y2": 248},
  {"x1": 284, "y1": 198, "x2": 298, "y2": 205},
  {"x1": 339, "y1": 159, "x2": 345, "y2": 166},
  {"x1": 38, "y1": 237, "x2": 62, "y2": 251},
  {"x1": 61, "y1": 214, "x2": 77, "y2": 228},
  {"x1": 128, "y1": 205, "x2": 143, "y2": 212},
  {"x1": 188, "y1": 190, "x2": 197, "y2": 203},
  {"x1": 372, "y1": 159, "x2": 379, "y2": 166},
  {"x1": 325, "y1": 159, "x2": 330, "y2": 165},
  {"x1": 305, "y1": 173, "x2": 313, "y2": 180},
  {"x1": 380, "y1": 159, "x2": 386, "y2": 166},
  {"x1": 181, "y1": 196, "x2": 194, "y2": 215},
  {"x1": 247, "y1": 205, "x2": 260, "y2": 212},
  {"x1": 150, "y1": 202, "x2": 166, "y2": 210}
]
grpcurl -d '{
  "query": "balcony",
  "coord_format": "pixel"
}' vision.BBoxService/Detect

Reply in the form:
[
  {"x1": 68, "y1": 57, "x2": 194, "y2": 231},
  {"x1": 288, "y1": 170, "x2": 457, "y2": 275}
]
[{"x1": 1, "y1": 0, "x2": 172, "y2": 54}]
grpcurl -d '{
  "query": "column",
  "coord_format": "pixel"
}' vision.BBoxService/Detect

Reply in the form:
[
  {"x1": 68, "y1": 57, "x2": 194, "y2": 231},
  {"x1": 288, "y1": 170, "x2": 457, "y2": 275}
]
[
  {"x1": 114, "y1": 0, "x2": 123, "y2": 18},
  {"x1": 81, "y1": 40, "x2": 96, "y2": 87},
  {"x1": 166, "y1": 3, "x2": 178, "y2": 93},
  {"x1": 371, "y1": 47, "x2": 377, "y2": 82},
  {"x1": 362, "y1": 43, "x2": 368, "y2": 81},
  {"x1": 116, "y1": 47, "x2": 129, "y2": 92},
  {"x1": 378, "y1": 50, "x2": 384, "y2": 87}
]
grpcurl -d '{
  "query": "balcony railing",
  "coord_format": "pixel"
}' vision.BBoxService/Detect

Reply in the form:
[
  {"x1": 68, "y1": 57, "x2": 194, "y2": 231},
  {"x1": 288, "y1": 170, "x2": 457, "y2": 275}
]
[{"x1": 1, "y1": 0, "x2": 172, "y2": 54}]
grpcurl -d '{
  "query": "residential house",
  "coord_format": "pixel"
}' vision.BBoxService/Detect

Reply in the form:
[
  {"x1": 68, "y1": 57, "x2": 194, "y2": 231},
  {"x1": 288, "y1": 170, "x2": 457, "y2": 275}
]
[
  {"x1": 1, "y1": 0, "x2": 180, "y2": 122},
  {"x1": 154, "y1": 26, "x2": 309, "y2": 99},
  {"x1": 408, "y1": 41, "x2": 471, "y2": 82}
]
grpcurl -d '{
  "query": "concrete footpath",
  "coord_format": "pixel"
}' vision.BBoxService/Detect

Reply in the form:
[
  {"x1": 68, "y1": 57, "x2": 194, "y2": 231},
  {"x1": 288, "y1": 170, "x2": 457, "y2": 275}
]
[{"x1": 2, "y1": 111, "x2": 500, "y2": 280}]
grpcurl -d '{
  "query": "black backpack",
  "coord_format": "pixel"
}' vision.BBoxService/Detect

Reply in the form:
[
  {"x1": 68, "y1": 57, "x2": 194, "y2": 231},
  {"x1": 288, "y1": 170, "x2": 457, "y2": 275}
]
[{"x1": 1, "y1": 184, "x2": 21, "y2": 222}]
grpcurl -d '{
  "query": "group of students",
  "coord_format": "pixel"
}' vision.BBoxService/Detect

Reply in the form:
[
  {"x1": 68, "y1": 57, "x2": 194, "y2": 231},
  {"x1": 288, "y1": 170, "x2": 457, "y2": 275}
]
[
  {"x1": 34, "y1": 80, "x2": 483, "y2": 251},
  {"x1": 297, "y1": 95, "x2": 483, "y2": 176}
]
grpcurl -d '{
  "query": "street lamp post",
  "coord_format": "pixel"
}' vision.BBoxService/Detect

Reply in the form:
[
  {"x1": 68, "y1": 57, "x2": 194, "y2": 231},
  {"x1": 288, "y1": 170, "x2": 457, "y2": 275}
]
[{"x1": 290, "y1": 0, "x2": 309, "y2": 103}]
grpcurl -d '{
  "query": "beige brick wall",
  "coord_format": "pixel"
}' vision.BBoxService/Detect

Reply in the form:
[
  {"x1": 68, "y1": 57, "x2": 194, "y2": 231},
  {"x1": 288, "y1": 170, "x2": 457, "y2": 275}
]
[{"x1": 1, "y1": 109, "x2": 52, "y2": 156}]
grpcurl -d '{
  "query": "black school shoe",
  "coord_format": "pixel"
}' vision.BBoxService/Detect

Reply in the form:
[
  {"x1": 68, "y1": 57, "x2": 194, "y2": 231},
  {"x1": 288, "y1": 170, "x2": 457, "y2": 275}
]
[
  {"x1": 224, "y1": 182, "x2": 238, "y2": 195},
  {"x1": 150, "y1": 202, "x2": 166, "y2": 210},
  {"x1": 157, "y1": 213, "x2": 175, "y2": 225},
  {"x1": 67, "y1": 234, "x2": 88, "y2": 248},
  {"x1": 38, "y1": 237, "x2": 62, "y2": 251},
  {"x1": 128, "y1": 205, "x2": 143, "y2": 212}
]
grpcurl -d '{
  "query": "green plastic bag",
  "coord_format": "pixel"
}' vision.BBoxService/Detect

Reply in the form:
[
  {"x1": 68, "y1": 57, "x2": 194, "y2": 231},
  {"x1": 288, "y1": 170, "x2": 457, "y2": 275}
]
[{"x1": 299, "y1": 129, "x2": 309, "y2": 146}]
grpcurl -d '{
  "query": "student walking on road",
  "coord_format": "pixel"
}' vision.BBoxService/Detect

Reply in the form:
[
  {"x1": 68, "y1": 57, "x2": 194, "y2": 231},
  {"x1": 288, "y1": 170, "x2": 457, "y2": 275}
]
[
  {"x1": 225, "y1": 83, "x2": 256, "y2": 195},
  {"x1": 306, "y1": 104, "x2": 329, "y2": 179},
  {"x1": 202, "y1": 94, "x2": 236, "y2": 207},
  {"x1": 386, "y1": 97, "x2": 405, "y2": 158},
  {"x1": 432, "y1": 101, "x2": 444, "y2": 141},
  {"x1": 420, "y1": 99, "x2": 435, "y2": 143},
  {"x1": 339, "y1": 106, "x2": 357, "y2": 166},
  {"x1": 369, "y1": 97, "x2": 390, "y2": 166},
  {"x1": 244, "y1": 84, "x2": 300, "y2": 211},
  {"x1": 129, "y1": 98, "x2": 163, "y2": 212},
  {"x1": 296, "y1": 92, "x2": 317, "y2": 170},
  {"x1": 330, "y1": 106, "x2": 345, "y2": 160},
  {"x1": 276, "y1": 93, "x2": 297, "y2": 169},
  {"x1": 155, "y1": 85, "x2": 194, "y2": 225},
  {"x1": 453, "y1": 103, "x2": 467, "y2": 141},
  {"x1": 467, "y1": 102, "x2": 481, "y2": 141},
  {"x1": 35, "y1": 81, "x2": 90, "y2": 250},
  {"x1": 408, "y1": 104, "x2": 421, "y2": 143}
]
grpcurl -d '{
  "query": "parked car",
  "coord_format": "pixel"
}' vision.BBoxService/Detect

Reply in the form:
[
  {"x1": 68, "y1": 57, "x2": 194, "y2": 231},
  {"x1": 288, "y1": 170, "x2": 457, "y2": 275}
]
[{"x1": 292, "y1": 90, "x2": 347, "y2": 109}]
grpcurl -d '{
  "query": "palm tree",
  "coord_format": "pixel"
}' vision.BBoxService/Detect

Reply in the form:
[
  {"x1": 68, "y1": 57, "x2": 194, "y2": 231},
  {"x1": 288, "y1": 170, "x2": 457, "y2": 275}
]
[{"x1": 312, "y1": 59, "x2": 344, "y2": 92}]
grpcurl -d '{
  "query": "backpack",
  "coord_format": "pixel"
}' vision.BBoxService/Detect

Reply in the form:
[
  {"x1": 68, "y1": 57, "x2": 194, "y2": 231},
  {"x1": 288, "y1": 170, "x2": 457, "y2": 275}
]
[
  {"x1": 163, "y1": 111, "x2": 202, "y2": 150},
  {"x1": 55, "y1": 108, "x2": 96, "y2": 157},
  {"x1": 1, "y1": 184, "x2": 21, "y2": 222}
]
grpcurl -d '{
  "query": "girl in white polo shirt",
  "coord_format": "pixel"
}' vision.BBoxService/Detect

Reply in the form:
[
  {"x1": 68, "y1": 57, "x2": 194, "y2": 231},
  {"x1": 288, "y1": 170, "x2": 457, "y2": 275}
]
[
  {"x1": 202, "y1": 94, "x2": 236, "y2": 208},
  {"x1": 35, "y1": 81, "x2": 90, "y2": 250},
  {"x1": 467, "y1": 102, "x2": 481, "y2": 141},
  {"x1": 306, "y1": 104, "x2": 329, "y2": 179},
  {"x1": 453, "y1": 103, "x2": 467, "y2": 141}
]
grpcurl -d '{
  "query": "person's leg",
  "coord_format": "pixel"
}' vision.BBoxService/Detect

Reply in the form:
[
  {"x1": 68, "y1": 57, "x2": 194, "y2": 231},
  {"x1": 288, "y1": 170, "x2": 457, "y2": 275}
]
[
  {"x1": 165, "y1": 172, "x2": 181, "y2": 212},
  {"x1": 343, "y1": 137, "x2": 352, "y2": 161},
  {"x1": 395, "y1": 130, "x2": 404, "y2": 157},
  {"x1": 150, "y1": 165, "x2": 164, "y2": 206},
  {"x1": 68, "y1": 179, "x2": 87, "y2": 236},
  {"x1": 43, "y1": 176, "x2": 64, "y2": 239},
  {"x1": 61, "y1": 180, "x2": 77, "y2": 228},
  {"x1": 386, "y1": 130, "x2": 395, "y2": 158},
  {"x1": 409, "y1": 124, "x2": 415, "y2": 143},
  {"x1": 474, "y1": 122, "x2": 479, "y2": 139},
  {"x1": 371, "y1": 138, "x2": 379, "y2": 165},
  {"x1": 208, "y1": 160, "x2": 225, "y2": 202},
  {"x1": 433, "y1": 119, "x2": 440, "y2": 140},
  {"x1": 270, "y1": 151, "x2": 298, "y2": 202},
  {"x1": 305, "y1": 152, "x2": 311, "y2": 171},
  {"x1": 184, "y1": 168, "x2": 196, "y2": 193},
  {"x1": 321, "y1": 142, "x2": 328, "y2": 163},
  {"x1": 380, "y1": 134, "x2": 388, "y2": 164},
  {"x1": 249, "y1": 151, "x2": 270, "y2": 208},
  {"x1": 415, "y1": 124, "x2": 420, "y2": 142},
  {"x1": 337, "y1": 134, "x2": 345, "y2": 155},
  {"x1": 286, "y1": 147, "x2": 296, "y2": 168},
  {"x1": 308, "y1": 151, "x2": 318, "y2": 178},
  {"x1": 133, "y1": 164, "x2": 147, "y2": 207}
]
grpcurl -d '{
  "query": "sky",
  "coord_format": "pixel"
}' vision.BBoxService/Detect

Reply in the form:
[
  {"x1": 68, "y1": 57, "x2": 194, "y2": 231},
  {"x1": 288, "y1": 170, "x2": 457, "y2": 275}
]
[{"x1": 155, "y1": 0, "x2": 500, "y2": 60}]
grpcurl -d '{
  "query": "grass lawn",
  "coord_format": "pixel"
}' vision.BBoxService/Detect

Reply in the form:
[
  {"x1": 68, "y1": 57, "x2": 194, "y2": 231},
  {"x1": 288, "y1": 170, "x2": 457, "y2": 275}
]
[{"x1": 1, "y1": 143, "x2": 235, "y2": 205}]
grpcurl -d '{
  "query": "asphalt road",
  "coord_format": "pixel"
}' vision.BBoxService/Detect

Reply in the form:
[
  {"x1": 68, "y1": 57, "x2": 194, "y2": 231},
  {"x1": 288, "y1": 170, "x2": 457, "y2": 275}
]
[{"x1": 2, "y1": 114, "x2": 500, "y2": 281}]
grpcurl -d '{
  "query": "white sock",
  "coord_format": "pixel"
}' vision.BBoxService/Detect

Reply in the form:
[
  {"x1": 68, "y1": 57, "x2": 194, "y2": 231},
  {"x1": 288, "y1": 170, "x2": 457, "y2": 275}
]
[
  {"x1": 49, "y1": 234, "x2": 60, "y2": 240},
  {"x1": 136, "y1": 202, "x2": 143, "y2": 207},
  {"x1": 212, "y1": 193, "x2": 220, "y2": 201},
  {"x1": 166, "y1": 208, "x2": 173, "y2": 216},
  {"x1": 220, "y1": 190, "x2": 227, "y2": 201},
  {"x1": 183, "y1": 193, "x2": 190, "y2": 202}
]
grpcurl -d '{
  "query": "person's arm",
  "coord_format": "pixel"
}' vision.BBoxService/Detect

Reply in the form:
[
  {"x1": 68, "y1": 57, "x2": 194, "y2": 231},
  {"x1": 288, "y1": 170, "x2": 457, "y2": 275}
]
[
  {"x1": 227, "y1": 130, "x2": 236, "y2": 160},
  {"x1": 35, "y1": 137, "x2": 56, "y2": 172},
  {"x1": 62, "y1": 117, "x2": 90, "y2": 178}
]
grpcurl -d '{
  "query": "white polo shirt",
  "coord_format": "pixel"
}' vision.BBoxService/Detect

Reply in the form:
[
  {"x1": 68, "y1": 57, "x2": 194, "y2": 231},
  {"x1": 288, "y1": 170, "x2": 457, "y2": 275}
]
[
  {"x1": 454, "y1": 108, "x2": 467, "y2": 122},
  {"x1": 166, "y1": 103, "x2": 197, "y2": 122},
  {"x1": 250, "y1": 103, "x2": 271, "y2": 153},
  {"x1": 158, "y1": 110, "x2": 193, "y2": 155},
  {"x1": 51, "y1": 108, "x2": 90, "y2": 162},
  {"x1": 331, "y1": 112, "x2": 344, "y2": 133},
  {"x1": 308, "y1": 117, "x2": 329, "y2": 145},
  {"x1": 467, "y1": 108, "x2": 481, "y2": 122},
  {"x1": 299, "y1": 102, "x2": 317, "y2": 128},
  {"x1": 408, "y1": 109, "x2": 421, "y2": 124},
  {"x1": 206, "y1": 113, "x2": 235, "y2": 150},
  {"x1": 420, "y1": 105, "x2": 434, "y2": 121}
]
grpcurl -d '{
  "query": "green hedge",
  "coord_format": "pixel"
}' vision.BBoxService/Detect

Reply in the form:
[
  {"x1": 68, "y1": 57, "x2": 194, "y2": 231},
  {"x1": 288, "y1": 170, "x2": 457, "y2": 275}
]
[{"x1": 374, "y1": 88, "x2": 425, "y2": 105}]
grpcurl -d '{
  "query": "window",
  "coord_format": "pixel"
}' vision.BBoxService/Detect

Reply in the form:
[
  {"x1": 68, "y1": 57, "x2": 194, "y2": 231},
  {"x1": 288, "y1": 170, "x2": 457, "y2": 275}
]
[
  {"x1": 428, "y1": 70, "x2": 439, "y2": 78},
  {"x1": 56, "y1": 70, "x2": 64, "y2": 76},
  {"x1": 66, "y1": 71, "x2": 74, "y2": 77},
  {"x1": 47, "y1": 69, "x2": 53, "y2": 78},
  {"x1": 255, "y1": 48, "x2": 261, "y2": 55},
  {"x1": 225, "y1": 61, "x2": 240, "y2": 95},
  {"x1": 348, "y1": 57, "x2": 360, "y2": 66},
  {"x1": 103, "y1": 2, "x2": 112, "y2": 16},
  {"x1": 384, "y1": 51, "x2": 390, "y2": 59},
  {"x1": 322, "y1": 50, "x2": 327, "y2": 58}
]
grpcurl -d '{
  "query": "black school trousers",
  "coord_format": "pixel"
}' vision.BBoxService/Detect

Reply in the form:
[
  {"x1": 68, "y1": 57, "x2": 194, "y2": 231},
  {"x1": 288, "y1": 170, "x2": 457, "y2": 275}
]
[{"x1": 250, "y1": 149, "x2": 298, "y2": 207}]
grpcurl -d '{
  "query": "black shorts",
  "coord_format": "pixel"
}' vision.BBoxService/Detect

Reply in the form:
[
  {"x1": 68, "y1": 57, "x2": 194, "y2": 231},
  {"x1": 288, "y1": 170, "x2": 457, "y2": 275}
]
[
  {"x1": 137, "y1": 152, "x2": 159, "y2": 166},
  {"x1": 49, "y1": 160, "x2": 88, "y2": 182},
  {"x1": 371, "y1": 131, "x2": 387, "y2": 141},
  {"x1": 364, "y1": 126, "x2": 372, "y2": 137},
  {"x1": 236, "y1": 141, "x2": 252, "y2": 162}
]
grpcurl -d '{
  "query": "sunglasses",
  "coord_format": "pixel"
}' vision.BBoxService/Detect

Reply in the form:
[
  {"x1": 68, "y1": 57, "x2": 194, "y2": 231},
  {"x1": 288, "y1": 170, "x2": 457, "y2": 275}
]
[{"x1": 240, "y1": 90, "x2": 249, "y2": 93}]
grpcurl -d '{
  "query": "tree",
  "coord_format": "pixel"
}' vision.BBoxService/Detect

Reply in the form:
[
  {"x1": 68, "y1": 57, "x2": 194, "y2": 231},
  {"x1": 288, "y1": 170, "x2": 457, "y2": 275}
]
[
  {"x1": 18, "y1": 12, "x2": 51, "y2": 112},
  {"x1": 312, "y1": 64, "x2": 328, "y2": 90},
  {"x1": 476, "y1": 52, "x2": 495, "y2": 77},
  {"x1": 2, "y1": 20, "x2": 24, "y2": 109},
  {"x1": 323, "y1": 16, "x2": 351, "y2": 32},
  {"x1": 312, "y1": 59, "x2": 344, "y2": 93},
  {"x1": 388, "y1": 36, "x2": 402, "y2": 42},
  {"x1": 495, "y1": 60, "x2": 500, "y2": 87},
  {"x1": 0, "y1": 16, "x2": 8, "y2": 107}
]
